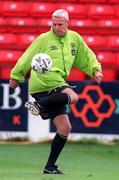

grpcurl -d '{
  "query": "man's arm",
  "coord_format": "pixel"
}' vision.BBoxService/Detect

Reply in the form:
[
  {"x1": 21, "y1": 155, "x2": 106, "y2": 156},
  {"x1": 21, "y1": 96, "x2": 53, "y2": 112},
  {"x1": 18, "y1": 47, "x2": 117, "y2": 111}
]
[
  {"x1": 9, "y1": 79, "x2": 19, "y2": 89},
  {"x1": 73, "y1": 35, "x2": 103, "y2": 79},
  {"x1": 9, "y1": 34, "x2": 45, "y2": 87},
  {"x1": 93, "y1": 70, "x2": 104, "y2": 85}
]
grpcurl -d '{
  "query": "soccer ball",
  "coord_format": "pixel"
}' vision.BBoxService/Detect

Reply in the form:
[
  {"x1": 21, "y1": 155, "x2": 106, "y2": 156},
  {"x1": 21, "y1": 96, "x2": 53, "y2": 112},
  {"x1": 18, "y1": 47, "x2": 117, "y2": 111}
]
[{"x1": 31, "y1": 53, "x2": 52, "y2": 74}]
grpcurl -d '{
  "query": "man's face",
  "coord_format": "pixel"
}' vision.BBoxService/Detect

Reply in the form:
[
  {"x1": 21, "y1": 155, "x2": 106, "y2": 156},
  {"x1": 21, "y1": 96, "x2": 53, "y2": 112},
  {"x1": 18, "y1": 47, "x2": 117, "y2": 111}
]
[{"x1": 52, "y1": 17, "x2": 68, "y2": 37}]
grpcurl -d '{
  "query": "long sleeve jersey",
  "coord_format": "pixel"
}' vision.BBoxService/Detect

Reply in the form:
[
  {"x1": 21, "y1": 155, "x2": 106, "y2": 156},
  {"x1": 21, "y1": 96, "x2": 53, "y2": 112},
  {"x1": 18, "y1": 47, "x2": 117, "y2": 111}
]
[{"x1": 10, "y1": 28, "x2": 102, "y2": 94}]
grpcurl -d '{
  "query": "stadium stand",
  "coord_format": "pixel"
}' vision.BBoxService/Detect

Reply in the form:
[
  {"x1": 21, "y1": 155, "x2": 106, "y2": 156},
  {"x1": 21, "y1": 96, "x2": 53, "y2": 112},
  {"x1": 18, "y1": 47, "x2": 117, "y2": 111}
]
[
  {"x1": 0, "y1": 17, "x2": 8, "y2": 32},
  {"x1": 107, "y1": 0, "x2": 119, "y2": 4},
  {"x1": 35, "y1": 18, "x2": 52, "y2": 33},
  {"x1": 116, "y1": 53, "x2": 119, "y2": 68},
  {"x1": 102, "y1": 69, "x2": 117, "y2": 81},
  {"x1": 96, "y1": 52, "x2": 117, "y2": 67},
  {"x1": 0, "y1": 50, "x2": 23, "y2": 64},
  {"x1": 0, "y1": 0, "x2": 119, "y2": 80},
  {"x1": 54, "y1": 4, "x2": 86, "y2": 18},
  {"x1": 87, "y1": 4, "x2": 114, "y2": 19},
  {"x1": 17, "y1": 34, "x2": 38, "y2": 49},
  {"x1": 113, "y1": 5, "x2": 119, "y2": 18},
  {"x1": 69, "y1": 19, "x2": 96, "y2": 34},
  {"x1": 29, "y1": 2, "x2": 55, "y2": 17},
  {"x1": 0, "y1": 1, "x2": 29, "y2": 17},
  {"x1": 83, "y1": 35, "x2": 107, "y2": 50},
  {"x1": 79, "y1": 0, "x2": 106, "y2": 3},
  {"x1": 108, "y1": 36, "x2": 119, "y2": 51},
  {"x1": 96, "y1": 19, "x2": 119, "y2": 35},
  {"x1": 67, "y1": 68, "x2": 86, "y2": 81},
  {"x1": 0, "y1": 50, "x2": 23, "y2": 79},
  {"x1": 7, "y1": 17, "x2": 37, "y2": 33},
  {"x1": 0, "y1": 67, "x2": 13, "y2": 79},
  {"x1": 0, "y1": 33, "x2": 17, "y2": 49}
]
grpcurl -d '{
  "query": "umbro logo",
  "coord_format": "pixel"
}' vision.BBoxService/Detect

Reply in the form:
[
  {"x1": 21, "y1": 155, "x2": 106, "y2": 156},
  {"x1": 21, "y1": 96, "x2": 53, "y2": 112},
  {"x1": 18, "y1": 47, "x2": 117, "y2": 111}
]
[{"x1": 50, "y1": 45, "x2": 58, "y2": 50}]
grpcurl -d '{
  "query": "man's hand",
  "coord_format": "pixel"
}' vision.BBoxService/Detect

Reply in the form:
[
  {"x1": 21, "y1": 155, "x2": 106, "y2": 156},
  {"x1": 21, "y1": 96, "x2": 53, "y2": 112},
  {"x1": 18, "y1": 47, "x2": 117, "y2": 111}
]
[
  {"x1": 94, "y1": 71, "x2": 104, "y2": 85},
  {"x1": 9, "y1": 79, "x2": 19, "y2": 89}
]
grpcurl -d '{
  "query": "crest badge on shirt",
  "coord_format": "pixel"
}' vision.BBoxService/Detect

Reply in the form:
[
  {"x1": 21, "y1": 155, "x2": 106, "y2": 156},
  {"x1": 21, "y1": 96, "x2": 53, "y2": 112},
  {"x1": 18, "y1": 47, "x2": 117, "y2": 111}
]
[{"x1": 70, "y1": 42, "x2": 77, "y2": 56}]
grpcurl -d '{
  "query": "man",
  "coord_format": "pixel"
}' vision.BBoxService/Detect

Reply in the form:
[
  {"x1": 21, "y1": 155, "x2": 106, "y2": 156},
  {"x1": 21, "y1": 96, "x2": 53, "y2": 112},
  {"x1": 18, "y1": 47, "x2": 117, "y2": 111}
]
[{"x1": 9, "y1": 9, "x2": 103, "y2": 174}]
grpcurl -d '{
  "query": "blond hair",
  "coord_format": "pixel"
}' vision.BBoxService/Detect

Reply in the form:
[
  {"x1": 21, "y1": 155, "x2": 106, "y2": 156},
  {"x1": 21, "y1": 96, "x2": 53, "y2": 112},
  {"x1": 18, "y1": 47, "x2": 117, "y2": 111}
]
[{"x1": 52, "y1": 9, "x2": 69, "y2": 21}]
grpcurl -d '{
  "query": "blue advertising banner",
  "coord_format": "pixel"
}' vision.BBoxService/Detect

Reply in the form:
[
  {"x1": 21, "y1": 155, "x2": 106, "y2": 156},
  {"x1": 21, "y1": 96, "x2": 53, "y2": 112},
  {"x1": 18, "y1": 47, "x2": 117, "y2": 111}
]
[
  {"x1": 50, "y1": 81, "x2": 119, "y2": 134},
  {"x1": 0, "y1": 80, "x2": 28, "y2": 131}
]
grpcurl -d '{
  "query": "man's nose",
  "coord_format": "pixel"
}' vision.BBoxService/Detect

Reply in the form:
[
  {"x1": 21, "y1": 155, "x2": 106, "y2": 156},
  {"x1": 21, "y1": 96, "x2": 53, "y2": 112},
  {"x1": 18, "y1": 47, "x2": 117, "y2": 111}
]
[{"x1": 55, "y1": 25, "x2": 59, "y2": 30}]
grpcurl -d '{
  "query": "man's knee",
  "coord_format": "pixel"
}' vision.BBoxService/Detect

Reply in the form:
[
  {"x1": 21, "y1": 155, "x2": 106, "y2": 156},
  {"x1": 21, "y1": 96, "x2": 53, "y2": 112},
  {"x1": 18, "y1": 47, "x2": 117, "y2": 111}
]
[
  {"x1": 53, "y1": 114, "x2": 72, "y2": 136},
  {"x1": 58, "y1": 123, "x2": 72, "y2": 136},
  {"x1": 62, "y1": 88, "x2": 78, "y2": 104},
  {"x1": 71, "y1": 93, "x2": 78, "y2": 104}
]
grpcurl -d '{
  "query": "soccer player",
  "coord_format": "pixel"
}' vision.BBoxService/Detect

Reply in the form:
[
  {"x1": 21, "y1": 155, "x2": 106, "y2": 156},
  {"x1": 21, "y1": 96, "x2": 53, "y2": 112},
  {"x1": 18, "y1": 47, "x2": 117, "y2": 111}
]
[{"x1": 9, "y1": 9, "x2": 103, "y2": 174}]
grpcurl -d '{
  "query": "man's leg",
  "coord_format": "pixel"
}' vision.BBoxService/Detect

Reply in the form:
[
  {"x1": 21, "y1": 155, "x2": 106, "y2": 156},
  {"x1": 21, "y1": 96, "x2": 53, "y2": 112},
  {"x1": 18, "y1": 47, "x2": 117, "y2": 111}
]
[
  {"x1": 25, "y1": 88, "x2": 78, "y2": 116},
  {"x1": 38, "y1": 93, "x2": 71, "y2": 106},
  {"x1": 43, "y1": 114, "x2": 71, "y2": 174},
  {"x1": 38, "y1": 87, "x2": 78, "y2": 106}
]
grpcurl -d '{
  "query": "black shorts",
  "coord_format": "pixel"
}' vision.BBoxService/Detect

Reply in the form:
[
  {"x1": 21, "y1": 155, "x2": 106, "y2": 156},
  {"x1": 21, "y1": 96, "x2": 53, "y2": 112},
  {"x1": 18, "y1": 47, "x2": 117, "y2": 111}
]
[{"x1": 31, "y1": 86, "x2": 69, "y2": 120}]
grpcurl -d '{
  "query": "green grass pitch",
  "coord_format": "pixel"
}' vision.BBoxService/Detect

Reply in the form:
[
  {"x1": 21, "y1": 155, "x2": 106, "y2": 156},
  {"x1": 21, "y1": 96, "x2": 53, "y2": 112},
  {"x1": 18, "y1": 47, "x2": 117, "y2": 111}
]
[{"x1": 0, "y1": 142, "x2": 119, "y2": 180}]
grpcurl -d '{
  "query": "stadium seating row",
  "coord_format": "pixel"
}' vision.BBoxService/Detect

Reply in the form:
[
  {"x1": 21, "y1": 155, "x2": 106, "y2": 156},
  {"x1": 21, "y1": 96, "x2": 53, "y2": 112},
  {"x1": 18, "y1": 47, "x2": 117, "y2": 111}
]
[
  {"x1": 62, "y1": 68, "x2": 119, "y2": 82},
  {"x1": 0, "y1": 66, "x2": 118, "y2": 81},
  {"x1": 0, "y1": 45, "x2": 118, "y2": 80},
  {"x1": 0, "y1": 33, "x2": 119, "y2": 51},
  {"x1": 83, "y1": 35, "x2": 119, "y2": 51},
  {"x1": 0, "y1": 50, "x2": 119, "y2": 66},
  {"x1": 0, "y1": 2, "x2": 119, "y2": 19},
  {"x1": 0, "y1": 0, "x2": 118, "y2": 81},
  {"x1": 3, "y1": 0, "x2": 119, "y2": 4},
  {"x1": 79, "y1": 0, "x2": 119, "y2": 2},
  {"x1": 1, "y1": 17, "x2": 119, "y2": 35},
  {"x1": 0, "y1": 65, "x2": 118, "y2": 82},
  {"x1": 70, "y1": 19, "x2": 119, "y2": 35}
]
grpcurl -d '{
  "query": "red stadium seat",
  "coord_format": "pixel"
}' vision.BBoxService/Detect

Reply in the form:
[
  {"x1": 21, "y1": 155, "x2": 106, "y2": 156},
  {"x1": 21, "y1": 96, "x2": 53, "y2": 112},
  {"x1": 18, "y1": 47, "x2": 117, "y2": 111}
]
[
  {"x1": 0, "y1": 33, "x2": 17, "y2": 49},
  {"x1": 114, "y1": 5, "x2": 119, "y2": 18},
  {"x1": 108, "y1": 36, "x2": 119, "y2": 50},
  {"x1": 69, "y1": 19, "x2": 96, "y2": 34},
  {"x1": 35, "y1": 18, "x2": 52, "y2": 33},
  {"x1": 79, "y1": 0, "x2": 106, "y2": 2},
  {"x1": 103, "y1": 69, "x2": 117, "y2": 81},
  {"x1": 96, "y1": 52, "x2": 116, "y2": 67},
  {"x1": 83, "y1": 35, "x2": 107, "y2": 50},
  {"x1": 17, "y1": 34, "x2": 38, "y2": 49},
  {"x1": 0, "y1": 1, "x2": 29, "y2": 17},
  {"x1": 30, "y1": 3, "x2": 55, "y2": 17},
  {"x1": 7, "y1": 17, "x2": 37, "y2": 33},
  {"x1": 97, "y1": 19, "x2": 119, "y2": 35},
  {"x1": 87, "y1": 4, "x2": 114, "y2": 19},
  {"x1": 0, "y1": 17, "x2": 8, "y2": 32},
  {"x1": 115, "y1": 53, "x2": 119, "y2": 67},
  {"x1": 0, "y1": 67, "x2": 12, "y2": 79},
  {"x1": 47, "y1": 0, "x2": 78, "y2": 2},
  {"x1": 67, "y1": 68, "x2": 86, "y2": 81},
  {"x1": 108, "y1": 0, "x2": 119, "y2": 3},
  {"x1": 0, "y1": 50, "x2": 23, "y2": 79},
  {"x1": 0, "y1": 50, "x2": 23, "y2": 64},
  {"x1": 56, "y1": 4, "x2": 86, "y2": 18}
]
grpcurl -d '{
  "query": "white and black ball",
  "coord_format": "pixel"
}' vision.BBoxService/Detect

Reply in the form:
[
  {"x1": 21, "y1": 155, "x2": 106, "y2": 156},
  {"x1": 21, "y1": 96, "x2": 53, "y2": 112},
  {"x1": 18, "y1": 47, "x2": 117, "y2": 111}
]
[{"x1": 31, "y1": 53, "x2": 52, "y2": 74}]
